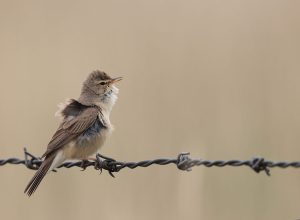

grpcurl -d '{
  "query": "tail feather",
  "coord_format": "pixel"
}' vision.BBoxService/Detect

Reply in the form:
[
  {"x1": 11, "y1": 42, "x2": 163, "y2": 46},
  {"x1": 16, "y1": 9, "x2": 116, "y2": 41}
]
[{"x1": 24, "y1": 154, "x2": 56, "y2": 196}]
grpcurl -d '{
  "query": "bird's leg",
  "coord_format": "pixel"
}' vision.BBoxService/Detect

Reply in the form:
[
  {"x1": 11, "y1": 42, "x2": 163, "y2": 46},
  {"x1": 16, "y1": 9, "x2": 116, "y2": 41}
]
[
  {"x1": 87, "y1": 157, "x2": 96, "y2": 161},
  {"x1": 80, "y1": 157, "x2": 97, "y2": 171},
  {"x1": 80, "y1": 159, "x2": 91, "y2": 171},
  {"x1": 97, "y1": 153, "x2": 117, "y2": 162}
]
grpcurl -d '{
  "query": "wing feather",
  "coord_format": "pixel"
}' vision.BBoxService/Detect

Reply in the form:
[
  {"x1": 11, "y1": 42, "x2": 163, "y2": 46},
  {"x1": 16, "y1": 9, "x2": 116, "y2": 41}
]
[{"x1": 42, "y1": 106, "x2": 100, "y2": 158}]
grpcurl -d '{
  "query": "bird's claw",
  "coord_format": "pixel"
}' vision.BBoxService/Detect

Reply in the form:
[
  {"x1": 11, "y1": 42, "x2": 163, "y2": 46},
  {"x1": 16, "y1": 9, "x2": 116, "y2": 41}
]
[{"x1": 80, "y1": 160, "x2": 91, "y2": 171}]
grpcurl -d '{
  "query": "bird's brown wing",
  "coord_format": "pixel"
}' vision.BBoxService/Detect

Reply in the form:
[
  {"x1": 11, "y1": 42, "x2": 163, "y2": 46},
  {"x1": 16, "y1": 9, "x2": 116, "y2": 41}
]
[{"x1": 42, "y1": 106, "x2": 100, "y2": 158}]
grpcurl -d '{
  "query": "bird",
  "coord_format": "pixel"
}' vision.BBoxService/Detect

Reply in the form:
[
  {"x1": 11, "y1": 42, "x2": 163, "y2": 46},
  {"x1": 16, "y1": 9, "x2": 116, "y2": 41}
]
[{"x1": 24, "y1": 70, "x2": 122, "y2": 196}]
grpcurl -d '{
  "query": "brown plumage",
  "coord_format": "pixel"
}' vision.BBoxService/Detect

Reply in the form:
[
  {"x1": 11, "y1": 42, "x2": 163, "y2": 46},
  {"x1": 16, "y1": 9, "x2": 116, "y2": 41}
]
[
  {"x1": 24, "y1": 70, "x2": 122, "y2": 196},
  {"x1": 24, "y1": 105, "x2": 101, "y2": 196},
  {"x1": 42, "y1": 106, "x2": 101, "y2": 157},
  {"x1": 24, "y1": 153, "x2": 56, "y2": 196}
]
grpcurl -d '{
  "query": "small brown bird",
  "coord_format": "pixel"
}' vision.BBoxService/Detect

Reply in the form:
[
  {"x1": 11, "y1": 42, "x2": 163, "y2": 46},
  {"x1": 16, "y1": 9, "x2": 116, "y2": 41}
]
[{"x1": 24, "y1": 70, "x2": 122, "y2": 196}]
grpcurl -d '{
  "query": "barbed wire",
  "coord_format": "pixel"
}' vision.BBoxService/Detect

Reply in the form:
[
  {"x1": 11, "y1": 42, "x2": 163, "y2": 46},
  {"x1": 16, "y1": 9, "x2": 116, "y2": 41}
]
[{"x1": 0, "y1": 148, "x2": 300, "y2": 177}]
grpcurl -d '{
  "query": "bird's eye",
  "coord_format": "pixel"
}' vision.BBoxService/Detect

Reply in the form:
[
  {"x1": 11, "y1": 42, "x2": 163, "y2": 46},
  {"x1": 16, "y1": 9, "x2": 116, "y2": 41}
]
[{"x1": 99, "y1": 82, "x2": 106, "y2": 85}]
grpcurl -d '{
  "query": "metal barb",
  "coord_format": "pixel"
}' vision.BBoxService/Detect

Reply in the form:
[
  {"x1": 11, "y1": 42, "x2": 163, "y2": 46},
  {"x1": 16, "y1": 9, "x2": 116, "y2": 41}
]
[
  {"x1": 177, "y1": 152, "x2": 193, "y2": 171},
  {"x1": 95, "y1": 154, "x2": 119, "y2": 177},
  {"x1": 24, "y1": 148, "x2": 40, "y2": 170},
  {"x1": 250, "y1": 157, "x2": 271, "y2": 176}
]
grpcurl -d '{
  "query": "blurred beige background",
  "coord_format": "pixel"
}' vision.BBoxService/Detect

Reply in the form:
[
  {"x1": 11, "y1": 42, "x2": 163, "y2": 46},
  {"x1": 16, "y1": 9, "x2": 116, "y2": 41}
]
[{"x1": 0, "y1": 0, "x2": 300, "y2": 219}]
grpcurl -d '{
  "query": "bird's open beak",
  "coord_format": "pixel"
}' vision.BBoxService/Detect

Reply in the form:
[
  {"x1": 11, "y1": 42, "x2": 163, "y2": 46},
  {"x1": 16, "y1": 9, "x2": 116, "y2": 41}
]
[{"x1": 109, "y1": 77, "x2": 123, "y2": 84}]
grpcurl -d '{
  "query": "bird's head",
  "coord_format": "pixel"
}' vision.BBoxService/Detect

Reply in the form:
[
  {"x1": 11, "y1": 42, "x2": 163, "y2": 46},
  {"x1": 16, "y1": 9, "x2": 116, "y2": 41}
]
[{"x1": 79, "y1": 70, "x2": 122, "y2": 109}]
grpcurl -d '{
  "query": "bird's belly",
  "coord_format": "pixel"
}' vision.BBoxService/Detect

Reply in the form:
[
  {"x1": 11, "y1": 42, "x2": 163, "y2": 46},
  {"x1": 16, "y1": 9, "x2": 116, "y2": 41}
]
[{"x1": 63, "y1": 129, "x2": 111, "y2": 159}]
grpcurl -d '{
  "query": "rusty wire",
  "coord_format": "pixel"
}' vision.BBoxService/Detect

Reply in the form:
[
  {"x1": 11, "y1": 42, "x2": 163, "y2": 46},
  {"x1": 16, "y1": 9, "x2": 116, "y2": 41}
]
[{"x1": 1, "y1": 148, "x2": 300, "y2": 177}]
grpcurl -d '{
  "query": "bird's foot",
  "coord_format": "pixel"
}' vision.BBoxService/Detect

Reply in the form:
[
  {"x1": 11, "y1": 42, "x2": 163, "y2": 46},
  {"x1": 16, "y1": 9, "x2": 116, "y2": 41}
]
[{"x1": 80, "y1": 159, "x2": 92, "y2": 171}]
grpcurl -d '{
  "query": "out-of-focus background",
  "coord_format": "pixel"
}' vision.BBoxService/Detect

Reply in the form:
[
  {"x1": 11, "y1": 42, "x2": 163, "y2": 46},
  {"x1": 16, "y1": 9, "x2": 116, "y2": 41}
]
[{"x1": 0, "y1": 1, "x2": 300, "y2": 219}]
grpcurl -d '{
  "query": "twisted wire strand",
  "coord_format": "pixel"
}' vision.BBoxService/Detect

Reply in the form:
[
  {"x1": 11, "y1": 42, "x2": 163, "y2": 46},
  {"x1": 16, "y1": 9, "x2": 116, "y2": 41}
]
[{"x1": 1, "y1": 148, "x2": 300, "y2": 177}]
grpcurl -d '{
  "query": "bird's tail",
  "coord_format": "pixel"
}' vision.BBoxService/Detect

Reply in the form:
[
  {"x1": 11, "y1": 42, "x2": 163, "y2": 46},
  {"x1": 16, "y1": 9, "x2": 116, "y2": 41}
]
[{"x1": 24, "y1": 153, "x2": 56, "y2": 196}]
